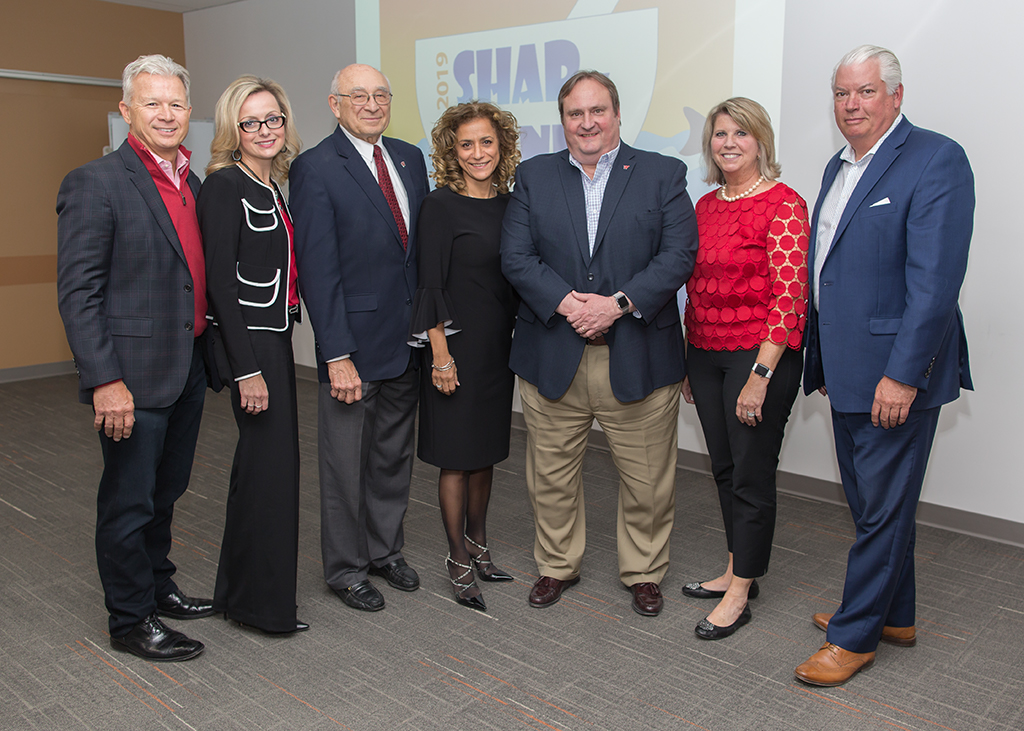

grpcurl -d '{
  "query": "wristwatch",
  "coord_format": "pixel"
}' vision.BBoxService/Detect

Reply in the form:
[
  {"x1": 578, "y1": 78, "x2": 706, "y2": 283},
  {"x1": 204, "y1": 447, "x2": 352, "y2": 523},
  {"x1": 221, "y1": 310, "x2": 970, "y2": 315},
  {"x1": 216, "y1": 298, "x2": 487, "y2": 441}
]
[
  {"x1": 613, "y1": 291, "x2": 630, "y2": 313},
  {"x1": 751, "y1": 362, "x2": 773, "y2": 380}
]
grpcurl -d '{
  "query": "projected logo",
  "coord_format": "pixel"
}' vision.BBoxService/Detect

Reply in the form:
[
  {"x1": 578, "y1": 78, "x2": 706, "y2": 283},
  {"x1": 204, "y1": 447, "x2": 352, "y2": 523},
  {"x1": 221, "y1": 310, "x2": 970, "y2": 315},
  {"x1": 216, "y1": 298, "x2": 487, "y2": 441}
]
[{"x1": 414, "y1": 9, "x2": 658, "y2": 160}]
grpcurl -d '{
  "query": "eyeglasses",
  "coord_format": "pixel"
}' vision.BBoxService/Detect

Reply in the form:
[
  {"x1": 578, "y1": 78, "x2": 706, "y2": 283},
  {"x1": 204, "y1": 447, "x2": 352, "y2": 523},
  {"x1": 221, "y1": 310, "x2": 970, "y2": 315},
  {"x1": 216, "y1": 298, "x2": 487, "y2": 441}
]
[
  {"x1": 335, "y1": 92, "x2": 393, "y2": 106},
  {"x1": 238, "y1": 115, "x2": 286, "y2": 133}
]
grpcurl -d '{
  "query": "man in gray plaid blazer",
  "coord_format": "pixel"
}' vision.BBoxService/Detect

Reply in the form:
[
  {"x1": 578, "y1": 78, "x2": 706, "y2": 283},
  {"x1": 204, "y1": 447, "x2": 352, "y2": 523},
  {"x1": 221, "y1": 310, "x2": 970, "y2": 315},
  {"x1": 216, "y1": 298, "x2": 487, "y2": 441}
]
[{"x1": 57, "y1": 55, "x2": 214, "y2": 662}]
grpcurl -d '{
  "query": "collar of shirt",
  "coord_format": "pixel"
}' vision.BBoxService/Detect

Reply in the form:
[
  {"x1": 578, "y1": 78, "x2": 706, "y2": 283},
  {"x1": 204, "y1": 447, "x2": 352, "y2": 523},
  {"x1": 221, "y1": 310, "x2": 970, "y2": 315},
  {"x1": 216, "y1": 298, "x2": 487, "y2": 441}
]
[
  {"x1": 338, "y1": 124, "x2": 410, "y2": 231},
  {"x1": 126, "y1": 133, "x2": 190, "y2": 188},
  {"x1": 568, "y1": 143, "x2": 620, "y2": 182},
  {"x1": 341, "y1": 124, "x2": 384, "y2": 170},
  {"x1": 839, "y1": 113, "x2": 903, "y2": 167}
]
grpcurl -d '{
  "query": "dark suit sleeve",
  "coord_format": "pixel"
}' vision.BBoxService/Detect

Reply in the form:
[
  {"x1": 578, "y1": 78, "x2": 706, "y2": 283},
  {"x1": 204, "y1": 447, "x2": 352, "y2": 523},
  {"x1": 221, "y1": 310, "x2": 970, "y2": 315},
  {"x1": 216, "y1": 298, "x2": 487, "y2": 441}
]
[
  {"x1": 56, "y1": 164, "x2": 123, "y2": 391},
  {"x1": 198, "y1": 170, "x2": 260, "y2": 379},
  {"x1": 617, "y1": 160, "x2": 697, "y2": 322},
  {"x1": 290, "y1": 154, "x2": 357, "y2": 361},
  {"x1": 500, "y1": 164, "x2": 574, "y2": 324},
  {"x1": 885, "y1": 141, "x2": 974, "y2": 388}
]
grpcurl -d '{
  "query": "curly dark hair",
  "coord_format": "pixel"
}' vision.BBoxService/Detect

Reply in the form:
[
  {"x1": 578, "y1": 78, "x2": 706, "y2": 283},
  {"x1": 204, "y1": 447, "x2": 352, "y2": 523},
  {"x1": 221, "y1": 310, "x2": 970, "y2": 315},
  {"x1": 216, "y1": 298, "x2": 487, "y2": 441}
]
[{"x1": 430, "y1": 101, "x2": 520, "y2": 194}]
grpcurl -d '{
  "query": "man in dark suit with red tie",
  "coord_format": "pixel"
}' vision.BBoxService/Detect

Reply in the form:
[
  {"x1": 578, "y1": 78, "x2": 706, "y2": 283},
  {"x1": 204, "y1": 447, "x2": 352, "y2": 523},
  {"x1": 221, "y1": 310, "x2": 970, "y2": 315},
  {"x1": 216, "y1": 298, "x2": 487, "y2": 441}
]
[
  {"x1": 290, "y1": 64, "x2": 429, "y2": 612},
  {"x1": 57, "y1": 54, "x2": 215, "y2": 662},
  {"x1": 796, "y1": 45, "x2": 974, "y2": 686}
]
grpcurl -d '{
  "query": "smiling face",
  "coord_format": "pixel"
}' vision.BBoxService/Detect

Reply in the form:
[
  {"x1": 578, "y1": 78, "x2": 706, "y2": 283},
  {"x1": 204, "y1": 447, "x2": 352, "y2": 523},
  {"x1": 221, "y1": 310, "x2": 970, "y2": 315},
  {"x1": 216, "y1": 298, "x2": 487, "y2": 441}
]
[
  {"x1": 237, "y1": 90, "x2": 285, "y2": 170},
  {"x1": 561, "y1": 78, "x2": 621, "y2": 169},
  {"x1": 454, "y1": 116, "x2": 499, "y2": 195},
  {"x1": 329, "y1": 64, "x2": 391, "y2": 143},
  {"x1": 833, "y1": 59, "x2": 903, "y2": 159},
  {"x1": 710, "y1": 113, "x2": 760, "y2": 186},
  {"x1": 119, "y1": 73, "x2": 191, "y2": 162}
]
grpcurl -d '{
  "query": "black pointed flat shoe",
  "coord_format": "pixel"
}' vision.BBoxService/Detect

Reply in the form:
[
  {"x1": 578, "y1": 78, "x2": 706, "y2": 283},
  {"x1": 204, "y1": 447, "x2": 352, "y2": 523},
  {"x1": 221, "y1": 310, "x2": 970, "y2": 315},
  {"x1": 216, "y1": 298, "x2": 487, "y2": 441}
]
[{"x1": 694, "y1": 604, "x2": 752, "y2": 640}]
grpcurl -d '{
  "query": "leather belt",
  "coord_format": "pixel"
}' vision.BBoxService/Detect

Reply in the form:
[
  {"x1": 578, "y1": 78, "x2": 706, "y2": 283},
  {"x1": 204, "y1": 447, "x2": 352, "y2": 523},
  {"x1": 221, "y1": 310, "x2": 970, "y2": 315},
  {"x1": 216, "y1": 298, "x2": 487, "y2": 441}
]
[{"x1": 585, "y1": 334, "x2": 608, "y2": 346}]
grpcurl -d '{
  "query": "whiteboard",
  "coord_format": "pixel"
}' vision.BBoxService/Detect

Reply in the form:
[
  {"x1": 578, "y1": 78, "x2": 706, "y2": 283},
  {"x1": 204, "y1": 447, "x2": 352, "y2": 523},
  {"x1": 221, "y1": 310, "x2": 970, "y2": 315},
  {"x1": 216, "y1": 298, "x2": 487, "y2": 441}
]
[{"x1": 107, "y1": 112, "x2": 215, "y2": 180}]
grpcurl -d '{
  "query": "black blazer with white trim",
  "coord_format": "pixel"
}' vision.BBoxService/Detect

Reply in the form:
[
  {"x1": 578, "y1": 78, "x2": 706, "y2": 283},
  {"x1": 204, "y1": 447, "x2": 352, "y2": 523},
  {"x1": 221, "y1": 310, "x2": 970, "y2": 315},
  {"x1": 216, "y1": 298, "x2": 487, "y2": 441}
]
[{"x1": 198, "y1": 163, "x2": 296, "y2": 380}]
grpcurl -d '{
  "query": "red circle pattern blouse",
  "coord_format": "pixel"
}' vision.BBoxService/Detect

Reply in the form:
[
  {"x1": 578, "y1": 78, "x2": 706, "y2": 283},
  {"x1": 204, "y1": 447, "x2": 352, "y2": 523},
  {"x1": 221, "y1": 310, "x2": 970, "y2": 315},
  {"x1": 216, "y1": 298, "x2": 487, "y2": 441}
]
[{"x1": 684, "y1": 183, "x2": 810, "y2": 351}]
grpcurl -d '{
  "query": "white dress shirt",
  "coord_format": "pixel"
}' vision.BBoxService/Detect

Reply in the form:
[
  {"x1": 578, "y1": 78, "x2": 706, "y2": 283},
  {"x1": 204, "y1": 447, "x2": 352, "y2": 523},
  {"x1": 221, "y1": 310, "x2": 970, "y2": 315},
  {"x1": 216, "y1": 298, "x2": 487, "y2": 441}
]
[{"x1": 813, "y1": 114, "x2": 903, "y2": 306}]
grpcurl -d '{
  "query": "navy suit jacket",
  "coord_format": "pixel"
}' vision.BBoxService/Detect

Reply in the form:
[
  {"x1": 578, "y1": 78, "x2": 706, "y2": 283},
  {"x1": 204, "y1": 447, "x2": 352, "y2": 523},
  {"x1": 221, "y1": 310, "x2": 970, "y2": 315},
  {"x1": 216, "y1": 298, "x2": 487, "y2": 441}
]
[
  {"x1": 803, "y1": 117, "x2": 975, "y2": 412},
  {"x1": 290, "y1": 126, "x2": 429, "y2": 383},
  {"x1": 500, "y1": 143, "x2": 697, "y2": 402},
  {"x1": 56, "y1": 141, "x2": 204, "y2": 408}
]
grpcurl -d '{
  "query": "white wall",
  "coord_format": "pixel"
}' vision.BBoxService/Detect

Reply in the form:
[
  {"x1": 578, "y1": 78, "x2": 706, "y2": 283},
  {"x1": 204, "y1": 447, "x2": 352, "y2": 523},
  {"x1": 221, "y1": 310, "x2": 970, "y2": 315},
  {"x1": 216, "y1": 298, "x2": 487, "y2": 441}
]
[
  {"x1": 183, "y1": 0, "x2": 1021, "y2": 524},
  {"x1": 767, "y1": 0, "x2": 1020, "y2": 522},
  {"x1": 184, "y1": 0, "x2": 357, "y2": 369}
]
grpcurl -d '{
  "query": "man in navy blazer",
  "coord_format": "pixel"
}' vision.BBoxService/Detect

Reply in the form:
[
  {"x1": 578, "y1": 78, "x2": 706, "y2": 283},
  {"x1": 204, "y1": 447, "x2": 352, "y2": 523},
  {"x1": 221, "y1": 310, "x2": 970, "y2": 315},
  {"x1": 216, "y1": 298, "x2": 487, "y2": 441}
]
[
  {"x1": 291, "y1": 64, "x2": 429, "y2": 612},
  {"x1": 501, "y1": 71, "x2": 697, "y2": 616},
  {"x1": 796, "y1": 46, "x2": 974, "y2": 686},
  {"x1": 57, "y1": 55, "x2": 214, "y2": 662}
]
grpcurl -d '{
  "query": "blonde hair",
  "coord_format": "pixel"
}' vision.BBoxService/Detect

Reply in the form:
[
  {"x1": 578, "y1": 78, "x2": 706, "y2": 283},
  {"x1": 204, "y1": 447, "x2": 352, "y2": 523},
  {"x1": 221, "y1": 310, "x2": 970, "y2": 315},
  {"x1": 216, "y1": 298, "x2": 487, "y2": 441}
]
[
  {"x1": 430, "y1": 102, "x2": 520, "y2": 194},
  {"x1": 207, "y1": 76, "x2": 301, "y2": 182},
  {"x1": 701, "y1": 97, "x2": 781, "y2": 186}
]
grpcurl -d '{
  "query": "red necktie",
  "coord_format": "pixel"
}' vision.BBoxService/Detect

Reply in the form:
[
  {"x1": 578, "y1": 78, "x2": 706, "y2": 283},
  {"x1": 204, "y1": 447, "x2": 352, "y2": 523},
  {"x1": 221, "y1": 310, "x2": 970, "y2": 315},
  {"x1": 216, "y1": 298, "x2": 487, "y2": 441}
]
[{"x1": 373, "y1": 144, "x2": 408, "y2": 250}]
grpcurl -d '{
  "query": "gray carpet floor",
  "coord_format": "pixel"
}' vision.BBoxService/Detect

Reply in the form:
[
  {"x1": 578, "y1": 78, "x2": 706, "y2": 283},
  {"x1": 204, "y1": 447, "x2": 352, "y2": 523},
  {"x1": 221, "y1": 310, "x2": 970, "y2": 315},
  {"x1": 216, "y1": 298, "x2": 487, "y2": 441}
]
[{"x1": 1, "y1": 374, "x2": 1021, "y2": 731}]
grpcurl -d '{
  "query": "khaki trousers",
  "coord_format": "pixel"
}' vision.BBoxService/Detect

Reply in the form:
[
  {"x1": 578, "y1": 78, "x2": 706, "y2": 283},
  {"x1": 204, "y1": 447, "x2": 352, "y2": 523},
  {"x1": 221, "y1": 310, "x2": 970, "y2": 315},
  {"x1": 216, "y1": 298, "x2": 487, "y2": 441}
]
[{"x1": 518, "y1": 344, "x2": 681, "y2": 584}]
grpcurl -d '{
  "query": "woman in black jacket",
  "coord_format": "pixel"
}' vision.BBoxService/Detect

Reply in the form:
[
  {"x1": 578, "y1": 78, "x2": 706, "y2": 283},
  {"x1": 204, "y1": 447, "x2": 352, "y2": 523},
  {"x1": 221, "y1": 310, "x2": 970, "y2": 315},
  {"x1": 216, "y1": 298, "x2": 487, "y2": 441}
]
[{"x1": 198, "y1": 76, "x2": 304, "y2": 634}]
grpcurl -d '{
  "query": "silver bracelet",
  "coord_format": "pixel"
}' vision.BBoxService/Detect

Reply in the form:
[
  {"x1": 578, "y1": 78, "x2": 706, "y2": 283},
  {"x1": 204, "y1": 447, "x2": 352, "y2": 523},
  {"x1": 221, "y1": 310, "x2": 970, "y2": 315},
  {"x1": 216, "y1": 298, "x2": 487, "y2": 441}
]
[{"x1": 432, "y1": 358, "x2": 455, "y2": 372}]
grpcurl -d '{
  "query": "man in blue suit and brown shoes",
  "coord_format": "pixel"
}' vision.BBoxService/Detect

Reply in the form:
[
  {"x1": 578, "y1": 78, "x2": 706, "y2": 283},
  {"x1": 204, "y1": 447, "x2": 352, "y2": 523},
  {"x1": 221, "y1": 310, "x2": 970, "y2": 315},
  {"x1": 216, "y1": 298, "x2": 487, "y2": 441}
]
[
  {"x1": 796, "y1": 45, "x2": 974, "y2": 686},
  {"x1": 290, "y1": 64, "x2": 429, "y2": 612},
  {"x1": 501, "y1": 71, "x2": 697, "y2": 617}
]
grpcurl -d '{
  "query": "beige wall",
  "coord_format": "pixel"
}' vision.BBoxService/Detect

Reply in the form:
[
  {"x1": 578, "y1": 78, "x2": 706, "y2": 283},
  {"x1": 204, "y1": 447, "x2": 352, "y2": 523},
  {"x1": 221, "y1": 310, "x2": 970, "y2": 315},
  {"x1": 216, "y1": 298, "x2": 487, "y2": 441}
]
[{"x1": 0, "y1": 0, "x2": 186, "y2": 370}]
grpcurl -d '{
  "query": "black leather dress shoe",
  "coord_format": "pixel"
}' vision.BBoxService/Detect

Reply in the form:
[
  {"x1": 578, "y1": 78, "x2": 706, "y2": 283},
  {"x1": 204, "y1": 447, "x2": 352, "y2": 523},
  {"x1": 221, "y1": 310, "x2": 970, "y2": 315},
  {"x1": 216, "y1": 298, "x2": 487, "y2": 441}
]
[
  {"x1": 156, "y1": 590, "x2": 216, "y2": 619},
  {"x1": 111, "y1": 613, "x2": 204, "y2": 661},
  {"x1": 681, "y1": 579, "x2": 759, "y2": 600},
  {"x1": 335, "y1": 579, "x2": 385, "y2": 611},
  {"x1": 694, "y1": 604, "x2": 752, "y2": 640},
  {"x1": 368, "y1": 558, "x2": 420, "y2": 591}
]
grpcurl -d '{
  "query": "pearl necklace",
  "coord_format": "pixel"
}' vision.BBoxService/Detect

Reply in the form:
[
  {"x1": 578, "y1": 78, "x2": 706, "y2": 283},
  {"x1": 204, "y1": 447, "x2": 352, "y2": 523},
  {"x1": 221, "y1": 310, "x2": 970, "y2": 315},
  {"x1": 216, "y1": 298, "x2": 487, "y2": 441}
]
[{"x1": 720, "y1": 175, "x2": 764, "y2": 202}]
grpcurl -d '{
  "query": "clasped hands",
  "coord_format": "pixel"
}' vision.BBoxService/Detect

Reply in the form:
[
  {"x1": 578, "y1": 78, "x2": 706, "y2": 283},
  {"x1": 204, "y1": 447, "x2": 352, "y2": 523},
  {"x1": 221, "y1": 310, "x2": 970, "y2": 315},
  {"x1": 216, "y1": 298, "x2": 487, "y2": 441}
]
[{"x1": 560, "y1": 290, "x2": 623, "y2": 339}]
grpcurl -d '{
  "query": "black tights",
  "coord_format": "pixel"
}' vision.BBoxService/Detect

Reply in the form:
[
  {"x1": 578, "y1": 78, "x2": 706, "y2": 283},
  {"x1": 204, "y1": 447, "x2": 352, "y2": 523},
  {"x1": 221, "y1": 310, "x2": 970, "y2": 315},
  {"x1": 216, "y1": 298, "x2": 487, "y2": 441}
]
[{"x1": 440, "y1": 466, "x2": 494, "y2": 595}]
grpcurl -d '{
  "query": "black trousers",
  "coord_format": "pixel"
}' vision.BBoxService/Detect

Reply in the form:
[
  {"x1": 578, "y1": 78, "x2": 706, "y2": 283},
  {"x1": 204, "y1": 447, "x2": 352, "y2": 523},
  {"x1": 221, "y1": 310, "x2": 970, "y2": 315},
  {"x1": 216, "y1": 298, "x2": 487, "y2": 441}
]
[
  {"x1": 687, "y1": 346, "x2": 801, "y2": 578},
  {"x1": 214, "y1": 323, "x2": 300, "y2": 632},
  {"x1": 96, "y1": 341, "x2": 207, "y2": 636}
]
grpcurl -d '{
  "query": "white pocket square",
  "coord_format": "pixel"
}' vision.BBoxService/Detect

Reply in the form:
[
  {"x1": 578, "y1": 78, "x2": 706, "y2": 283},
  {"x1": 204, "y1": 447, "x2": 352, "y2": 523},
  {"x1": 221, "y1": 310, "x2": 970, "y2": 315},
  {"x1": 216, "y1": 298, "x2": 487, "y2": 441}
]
[{"x1": 869, "y1": 197, "x2": 891, "y2": 207}]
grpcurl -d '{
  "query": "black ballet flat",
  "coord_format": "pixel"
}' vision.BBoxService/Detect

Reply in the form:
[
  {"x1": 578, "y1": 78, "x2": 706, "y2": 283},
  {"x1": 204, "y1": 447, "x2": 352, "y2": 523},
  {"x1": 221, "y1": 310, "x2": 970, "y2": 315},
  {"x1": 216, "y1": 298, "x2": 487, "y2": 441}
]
[
  {"x1": 681, "y1": 578, "x2": 759, "y2": 600},
  {"x1": 694, "y1": 605, "x2": 752, "y2": 640}
]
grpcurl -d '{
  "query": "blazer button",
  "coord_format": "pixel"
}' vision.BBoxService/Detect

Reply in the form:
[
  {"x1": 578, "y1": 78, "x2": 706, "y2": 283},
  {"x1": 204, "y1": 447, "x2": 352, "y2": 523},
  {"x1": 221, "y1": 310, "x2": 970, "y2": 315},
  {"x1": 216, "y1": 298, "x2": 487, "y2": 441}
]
[
  {"x1": 184, "y1": 283, "x2": 192, "y2": 292},
  {"x1": 406, "y1": 299, "x2": 412, "y2": 305},
  {"x1": 185, "y1": 322, "x2": 194, "y2": 331},
  {"x1": 588, "y1": 273, "x2": 594, "y2": 281}
]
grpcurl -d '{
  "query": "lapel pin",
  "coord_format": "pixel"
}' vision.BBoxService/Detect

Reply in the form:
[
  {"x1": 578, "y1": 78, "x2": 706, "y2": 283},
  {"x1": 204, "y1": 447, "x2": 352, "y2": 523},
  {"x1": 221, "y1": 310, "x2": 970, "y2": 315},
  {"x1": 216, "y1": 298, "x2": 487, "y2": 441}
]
[
  {"x1": 400, "y1": 161, "x2": 406, "y2": 167},
  {"x1": 623, "y1": 165, "x2": 630, "y2": 170}
]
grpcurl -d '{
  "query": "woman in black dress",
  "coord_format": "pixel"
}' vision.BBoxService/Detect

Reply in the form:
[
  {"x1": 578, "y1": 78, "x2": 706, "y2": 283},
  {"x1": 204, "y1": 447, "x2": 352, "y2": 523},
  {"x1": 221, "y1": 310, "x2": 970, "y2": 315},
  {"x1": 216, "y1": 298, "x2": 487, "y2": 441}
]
[
  {"x1": 198, "y1": 76, "x2": 306, "y2": 633},
  {"x1": 410, "y1": 102, "x2": 520, "y2": 612}
]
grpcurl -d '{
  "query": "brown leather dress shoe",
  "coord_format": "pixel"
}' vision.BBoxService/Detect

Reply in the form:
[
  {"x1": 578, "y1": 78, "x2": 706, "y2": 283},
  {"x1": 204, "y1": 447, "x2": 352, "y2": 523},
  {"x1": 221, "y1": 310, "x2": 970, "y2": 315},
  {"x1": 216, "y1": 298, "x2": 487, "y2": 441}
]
[
  {"x1": 795, "y1": 642, "x2": 875, "y2": 686},
  {"x1": 627, "y1": 582, "x2": 663, "y2": 616},
  {"x1": 812, "y1": 612, "x2": 917, "y2": 647},
  {"x1": 528, "y1": 575, "x2": 579, "y2": 608}
]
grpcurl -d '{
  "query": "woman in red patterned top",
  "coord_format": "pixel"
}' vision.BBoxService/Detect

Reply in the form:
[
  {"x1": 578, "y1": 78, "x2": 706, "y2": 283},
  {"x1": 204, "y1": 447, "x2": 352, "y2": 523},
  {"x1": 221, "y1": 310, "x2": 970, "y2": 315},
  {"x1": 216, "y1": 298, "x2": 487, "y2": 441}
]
[{"x1": 680, "y1": 97, "x2": 809, "y2": 640}]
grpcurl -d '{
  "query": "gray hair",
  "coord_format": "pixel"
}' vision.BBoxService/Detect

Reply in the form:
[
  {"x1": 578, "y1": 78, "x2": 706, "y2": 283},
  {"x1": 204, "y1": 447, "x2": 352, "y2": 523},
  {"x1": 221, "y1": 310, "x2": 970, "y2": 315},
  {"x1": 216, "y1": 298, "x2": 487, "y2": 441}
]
[
  {"x1": 832, "y1": 45, "x2": 902, "y2": 95},
  {"x1": 122, "y1": 54, "x2": 190, "y2": 105}
]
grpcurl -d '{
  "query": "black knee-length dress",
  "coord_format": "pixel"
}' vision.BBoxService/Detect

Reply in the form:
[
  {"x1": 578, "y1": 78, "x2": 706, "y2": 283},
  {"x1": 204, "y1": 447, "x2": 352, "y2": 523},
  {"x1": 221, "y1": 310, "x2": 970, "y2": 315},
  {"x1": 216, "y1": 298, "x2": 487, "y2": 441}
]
[{"x1": 410, "y1": 187, "x2": 517, "y2": 470}]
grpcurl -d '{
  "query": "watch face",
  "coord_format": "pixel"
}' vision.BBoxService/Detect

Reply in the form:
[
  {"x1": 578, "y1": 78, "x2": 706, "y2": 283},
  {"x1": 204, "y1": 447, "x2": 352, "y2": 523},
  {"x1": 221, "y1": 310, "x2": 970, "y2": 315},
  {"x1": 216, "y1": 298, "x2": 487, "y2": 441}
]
[{"x1": 615, "y1": 294, "x2": 628, "y2": 311}]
